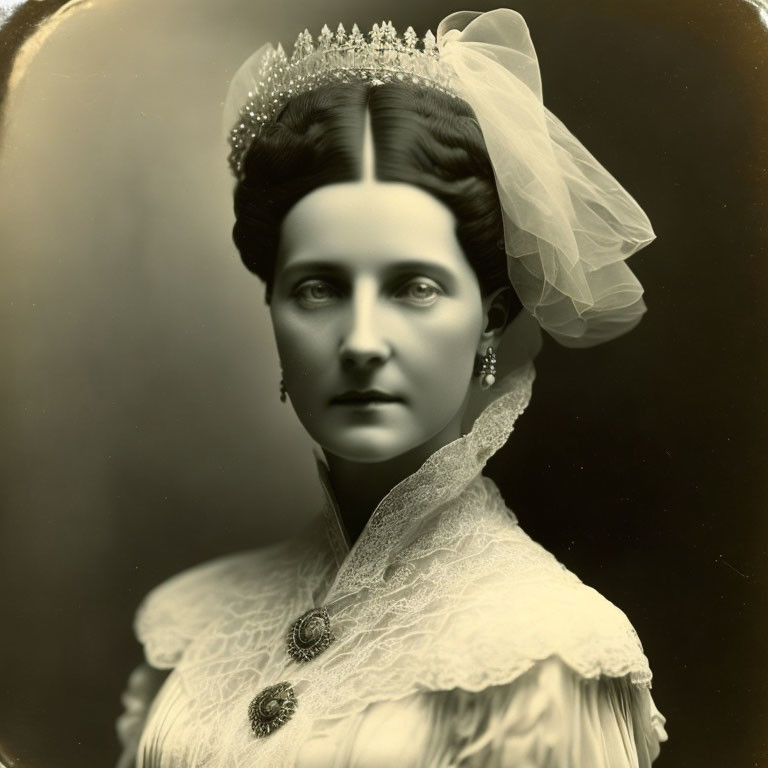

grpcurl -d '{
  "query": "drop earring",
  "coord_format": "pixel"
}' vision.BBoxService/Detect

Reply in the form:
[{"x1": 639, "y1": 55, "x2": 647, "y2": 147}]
[
  {"x1": 278, "y1": 365, "x2": 288, "y2": 403},
  {"x1": 477, "y1": 346, "x2": 497, "y2": 390}
]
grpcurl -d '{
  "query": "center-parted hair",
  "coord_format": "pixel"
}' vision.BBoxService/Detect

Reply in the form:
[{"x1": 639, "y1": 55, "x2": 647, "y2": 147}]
[{"x1": 232, "y1": 82, "x2": 517, "y2": 305}]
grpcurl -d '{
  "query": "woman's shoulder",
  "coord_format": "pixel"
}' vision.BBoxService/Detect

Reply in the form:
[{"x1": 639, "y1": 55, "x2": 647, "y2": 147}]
[
  {"x1": 437, "y1": 513, "x2": 655, "y2": 689},
  {"x1": 427, "y1": 521, "x2": 667, "y2": 763},
  {"x1": 134, "y1": 522, "x2": 332, "y2": 669}
]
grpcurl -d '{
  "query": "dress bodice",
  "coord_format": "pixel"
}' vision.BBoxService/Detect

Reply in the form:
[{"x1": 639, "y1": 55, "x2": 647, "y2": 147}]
[{"x1": 116, "y1": 362, "x2": 668, "y2": 767}]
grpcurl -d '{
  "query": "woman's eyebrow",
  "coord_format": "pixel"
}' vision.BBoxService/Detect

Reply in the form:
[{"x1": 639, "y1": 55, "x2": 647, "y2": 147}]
[
  {"x1": 278, "y1": 258, "x2": 458, "y2": 287},
  {"x1": 381, "y1": 260, "x2": 457, "y2": 287},
  {"x1": 278, "y1": 261, "x2": 347, "y2": 280}
]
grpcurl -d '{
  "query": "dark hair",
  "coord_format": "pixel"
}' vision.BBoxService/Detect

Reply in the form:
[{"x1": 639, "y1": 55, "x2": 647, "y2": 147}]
[{"x1": 232, "y1": 81, "x2": 518, "y2": 307}]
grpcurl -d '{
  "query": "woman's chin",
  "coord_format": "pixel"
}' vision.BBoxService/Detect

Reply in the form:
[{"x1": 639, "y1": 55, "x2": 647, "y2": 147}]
[{"x1": 318, "y1": 430, "x2": 417, "y2": 465}]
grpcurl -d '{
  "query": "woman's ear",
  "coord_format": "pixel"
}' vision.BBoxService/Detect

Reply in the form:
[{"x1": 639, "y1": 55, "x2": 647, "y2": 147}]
[{"x1": 478, "y1": 287, "x2": 514, "y2": 351}]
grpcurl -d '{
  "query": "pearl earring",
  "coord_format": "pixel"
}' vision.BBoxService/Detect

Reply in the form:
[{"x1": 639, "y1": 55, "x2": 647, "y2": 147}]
[{"x1": 478, "y1": 346, "x2": 497, "y2": 390}]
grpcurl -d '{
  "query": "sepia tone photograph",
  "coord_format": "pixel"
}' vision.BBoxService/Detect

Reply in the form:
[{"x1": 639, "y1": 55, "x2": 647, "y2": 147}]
[{"x1": 0, "y1": 0, "x2": 766, "y2": 766}]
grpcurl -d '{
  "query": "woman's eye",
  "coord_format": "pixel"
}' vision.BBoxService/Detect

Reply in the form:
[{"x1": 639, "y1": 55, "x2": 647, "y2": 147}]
[
  {"x1": 294, "y1": 280, "x2": 337, "y2": 306},
  {"x1": 397, "y1": 279, "x2": 442, "y2": 305}
]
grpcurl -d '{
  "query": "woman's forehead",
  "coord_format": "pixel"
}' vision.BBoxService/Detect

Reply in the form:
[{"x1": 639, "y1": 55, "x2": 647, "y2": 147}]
[{"x1": 277, "y1": 182, "x2": 470, "y2": 274}]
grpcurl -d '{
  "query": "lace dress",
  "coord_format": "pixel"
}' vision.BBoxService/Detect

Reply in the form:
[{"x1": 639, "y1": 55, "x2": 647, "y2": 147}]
[{"x1": 115, "y1": 363, "x2": 668, "y2": 767}]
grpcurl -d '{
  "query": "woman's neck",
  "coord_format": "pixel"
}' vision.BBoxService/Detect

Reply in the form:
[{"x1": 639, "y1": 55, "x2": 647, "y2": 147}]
[{"x1": 323, "y1": 416, "x2": 465, "y2": 545}]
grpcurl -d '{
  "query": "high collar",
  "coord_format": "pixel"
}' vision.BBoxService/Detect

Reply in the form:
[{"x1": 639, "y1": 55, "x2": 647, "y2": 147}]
[{"x1": 315, "y1": 360, "x2": 536, "y2": 595}]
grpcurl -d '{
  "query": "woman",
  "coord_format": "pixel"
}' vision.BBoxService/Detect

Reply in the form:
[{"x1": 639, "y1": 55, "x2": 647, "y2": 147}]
[{"x1": 116, "y1": 9, "x2": 668, "y2": 767}]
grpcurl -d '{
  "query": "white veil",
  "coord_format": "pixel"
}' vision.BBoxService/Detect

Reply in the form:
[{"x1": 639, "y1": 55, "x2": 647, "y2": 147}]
[{"x1": 437, "y1": 10, "x2": 655, "y2": 347}]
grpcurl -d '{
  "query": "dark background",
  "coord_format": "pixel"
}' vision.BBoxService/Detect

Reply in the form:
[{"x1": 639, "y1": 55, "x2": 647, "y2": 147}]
[{"x1": 1, "y1": 0, "x2": 766, "y2": 766}]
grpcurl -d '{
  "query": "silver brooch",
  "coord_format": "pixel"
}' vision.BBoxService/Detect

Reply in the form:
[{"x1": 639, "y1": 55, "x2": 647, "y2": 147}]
[
  {"x1": 248, "y1": 681, "x2": 297, "y2": 737},
  {"x1": 287, "y1": 606, "x2": 335, "y2": 662}
]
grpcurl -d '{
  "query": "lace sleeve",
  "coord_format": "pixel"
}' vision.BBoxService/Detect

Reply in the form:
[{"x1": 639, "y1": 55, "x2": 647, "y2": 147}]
[
  {"x1": 115, "y1": 663, "x2": 169, "y2": 768},
  {"x1": 454, "y1": 656, "x2": 668, "y2": 767}
]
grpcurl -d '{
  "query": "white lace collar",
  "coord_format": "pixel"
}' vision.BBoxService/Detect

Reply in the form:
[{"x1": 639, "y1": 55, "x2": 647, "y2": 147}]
[{"x1": 315, "y1": 360, "x2": 536, "y2": 592}]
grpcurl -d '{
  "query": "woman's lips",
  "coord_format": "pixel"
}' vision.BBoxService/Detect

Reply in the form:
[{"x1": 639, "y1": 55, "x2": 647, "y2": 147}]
[{"x1": 330, "y1": 390, "x2": 403, "y2": 405}]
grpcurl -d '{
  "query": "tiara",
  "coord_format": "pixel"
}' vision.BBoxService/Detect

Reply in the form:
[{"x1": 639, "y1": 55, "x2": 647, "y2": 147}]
[{"x1": 227, "y1": 21, "x2": 457, "y2": 178}]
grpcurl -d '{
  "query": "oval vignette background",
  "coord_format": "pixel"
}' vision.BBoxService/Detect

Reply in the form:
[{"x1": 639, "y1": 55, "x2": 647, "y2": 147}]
[{"x1": 1, "y1": 0, "x2": 767, "y2": 766}]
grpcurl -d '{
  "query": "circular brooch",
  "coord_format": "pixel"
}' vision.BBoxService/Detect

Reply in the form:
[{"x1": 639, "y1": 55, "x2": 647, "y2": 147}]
[
  {"x1": 287, "y1": 606, "x2": 335, "y2": 662},
  {"x1": 247, "y1": 681, "x2": 297, "y2": 737}
]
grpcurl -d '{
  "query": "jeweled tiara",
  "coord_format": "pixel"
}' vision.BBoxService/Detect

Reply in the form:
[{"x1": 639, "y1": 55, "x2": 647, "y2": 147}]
[{"x1": 227, "y1": 21, "x2": 457, "y2": 178}]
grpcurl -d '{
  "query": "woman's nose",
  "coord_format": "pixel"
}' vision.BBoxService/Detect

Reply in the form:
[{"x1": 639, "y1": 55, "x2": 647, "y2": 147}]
[{"x1": 338, "y1": 282, "x2": 391, "y2": 369}]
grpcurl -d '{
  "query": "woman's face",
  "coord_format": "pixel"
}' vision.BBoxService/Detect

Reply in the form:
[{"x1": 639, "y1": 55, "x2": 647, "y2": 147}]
[{"x1": 270, "y1": 182, "x2": 488, "y2": 463}]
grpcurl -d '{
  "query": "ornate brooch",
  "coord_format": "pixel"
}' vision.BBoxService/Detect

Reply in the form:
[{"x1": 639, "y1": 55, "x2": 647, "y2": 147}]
[
  {"x1": 287, "y1": 606, "x2": 335, "y2": 662},
  {"x1": 248, "y1": 681, "x2": 297, "y2": 737}
]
